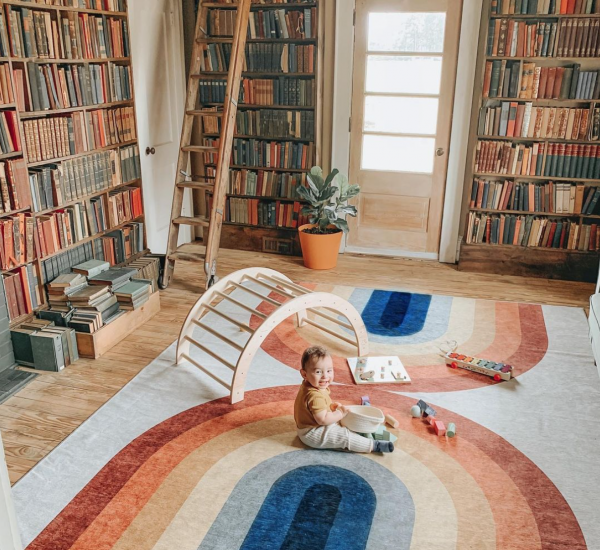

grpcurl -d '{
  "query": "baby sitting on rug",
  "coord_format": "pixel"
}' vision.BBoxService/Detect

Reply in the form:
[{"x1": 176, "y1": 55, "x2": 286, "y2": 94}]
[{"x1": 294, "y1": 345, "x2": 394, "y2": 453}]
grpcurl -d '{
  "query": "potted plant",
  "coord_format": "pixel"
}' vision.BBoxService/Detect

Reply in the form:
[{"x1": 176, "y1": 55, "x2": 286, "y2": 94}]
[{"x1": 296, "y1": 166, "x2": 360, "y2": 269}]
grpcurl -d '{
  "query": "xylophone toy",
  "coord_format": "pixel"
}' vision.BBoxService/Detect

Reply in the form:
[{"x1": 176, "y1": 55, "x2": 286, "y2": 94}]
[{"x1": 445, "y1": 352, "x2": 513, "y2": 381}]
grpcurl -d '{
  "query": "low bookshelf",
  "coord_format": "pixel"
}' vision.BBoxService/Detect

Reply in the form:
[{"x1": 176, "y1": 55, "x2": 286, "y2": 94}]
[
  {"x1": 459, "y1": 1, "x2": 600, "y2": 282},
  {"x1": 0, "y1": 0, "x2": 156, "y2": 327},
  {"x1": 194, "y1": 0, "x2": 322, "y2": 256}
]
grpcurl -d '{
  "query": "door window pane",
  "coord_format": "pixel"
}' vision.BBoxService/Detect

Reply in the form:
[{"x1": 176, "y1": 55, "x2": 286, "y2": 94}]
[
  {"x1": 366, "y1": 56, "x2": 442, "y2": 94},
  {"x1": 362, "y1": 135, "x2": 435, "y2": 173},
  {"x1": 368, "y1": 13, "x2": 446, "y2": 53},
  {"x1": 364, "y1": 96, "x2": 439, "y2": 134}
]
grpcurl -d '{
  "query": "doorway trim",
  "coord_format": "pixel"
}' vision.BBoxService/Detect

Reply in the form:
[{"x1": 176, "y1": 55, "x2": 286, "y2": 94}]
[{"x1": 332, "y1": 0, "x2": 483, "y2": 262}]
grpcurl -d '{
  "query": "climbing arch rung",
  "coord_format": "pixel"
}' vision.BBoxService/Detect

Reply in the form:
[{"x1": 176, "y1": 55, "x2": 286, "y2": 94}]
[
  {"x1": 184, "y1": 335, "x2": 237, "y2": 371},
  {"x1": 181, "y1": 353, "x2": 232, "y2": 390},
  {"x1": 203, "y1": 304, "x2": 255, "y2": 333},
  {"x1": 230, "y1": 281, "x2": 282, "y2": 307},
  {"x1": 176, "y1": 268, "x2": 369, "y2": 404},
  {"x1": 303, "y1": 317, "x2": 359, "y2": 346},
  {"x1": 215, "y1": 290, "x2": 268, "y2": 319},
  {"x1": 192, "y1": 319, "x2": 245, "y2": 352}
]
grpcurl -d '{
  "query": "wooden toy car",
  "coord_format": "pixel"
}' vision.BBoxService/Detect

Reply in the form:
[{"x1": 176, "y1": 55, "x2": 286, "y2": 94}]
[{"x1": 445, "y1": 352, "x2": 513, "y2": 381}]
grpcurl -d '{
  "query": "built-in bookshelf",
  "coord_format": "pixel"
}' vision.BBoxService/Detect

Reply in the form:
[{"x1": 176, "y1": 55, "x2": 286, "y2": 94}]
[
  {"x1": 459, "y1": 0, "x2": 600, "y2": 281},
  {"x1": 0, "y1": 0, "x2": 149, "y2": 325},
  {"x1": 196, "y1": 0, "x2": 322, "y2": 255}
]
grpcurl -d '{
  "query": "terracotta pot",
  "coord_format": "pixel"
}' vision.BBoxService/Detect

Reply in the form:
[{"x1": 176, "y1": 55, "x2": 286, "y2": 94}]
[{"x1": 298, "y1": 224, "x2": 343, "y2": 270}]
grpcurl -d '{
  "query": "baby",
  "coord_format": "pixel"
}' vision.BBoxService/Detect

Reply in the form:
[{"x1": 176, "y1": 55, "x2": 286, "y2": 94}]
[{"x1": 294, "y1": 345, "x2": 394, "y2": 453}]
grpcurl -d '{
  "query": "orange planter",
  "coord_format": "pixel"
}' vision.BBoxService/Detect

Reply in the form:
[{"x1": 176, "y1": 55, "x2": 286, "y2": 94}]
[{"x1": 298, "y1": 224, "x2": 343, "y2": 270}]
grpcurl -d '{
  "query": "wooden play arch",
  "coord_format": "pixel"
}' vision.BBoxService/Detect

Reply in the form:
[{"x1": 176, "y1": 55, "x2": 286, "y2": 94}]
[{"x1": 176, "y1": 268, "x2": 369, "y2": 403}]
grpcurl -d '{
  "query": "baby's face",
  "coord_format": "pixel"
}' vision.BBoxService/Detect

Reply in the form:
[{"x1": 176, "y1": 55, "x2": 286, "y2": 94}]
[{"x1": 302, "y1": 356, "x2": 335, "y2": 390}]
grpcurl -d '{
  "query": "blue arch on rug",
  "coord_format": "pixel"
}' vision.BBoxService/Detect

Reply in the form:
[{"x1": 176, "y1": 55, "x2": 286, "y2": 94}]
[
  {"x1": 361, "y1": 290, "x2": 432, "y2": 337},
  {"x1": 240, "y1": 465, "x2": 376, "y2": 550}
]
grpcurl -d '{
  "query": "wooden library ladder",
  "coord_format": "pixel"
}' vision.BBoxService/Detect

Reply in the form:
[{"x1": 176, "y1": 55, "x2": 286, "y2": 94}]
[{"x1": 161, "y1": 0, "x2": 252, "y2": 290}]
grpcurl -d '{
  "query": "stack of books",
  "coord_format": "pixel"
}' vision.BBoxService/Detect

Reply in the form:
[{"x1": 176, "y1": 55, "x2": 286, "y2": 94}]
[
  {"x1": 46, "y1": 273, "x2": 87, "y2": 310},
  {"x1": 67, "y1": 285, "x2": 113, "y2": 333},
  {"x1": 72, "y1": 259, "x2": 110, "y2": 278},
  {"x1": 88, "y1": 267, "x2": 137, "y2": 291},
  {"x1": 114, "y1": 280, "x2": 152, "y2": 311}
]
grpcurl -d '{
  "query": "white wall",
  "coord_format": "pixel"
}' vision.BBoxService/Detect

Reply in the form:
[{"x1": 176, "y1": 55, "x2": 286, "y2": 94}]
[
  {"x1": 332, "y1": 0, "x2": 483, "y2": 263},
  {"x1": 0, "y1": 433, "x2": 22, "y2": 550}
]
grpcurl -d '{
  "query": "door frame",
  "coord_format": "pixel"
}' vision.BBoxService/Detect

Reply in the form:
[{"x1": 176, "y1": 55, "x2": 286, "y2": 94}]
[{"x1": 332, "y1": 0, "x2": 483, "y2": 262}]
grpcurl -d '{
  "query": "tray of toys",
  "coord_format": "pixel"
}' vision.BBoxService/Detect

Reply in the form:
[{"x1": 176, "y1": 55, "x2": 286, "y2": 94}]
[
  {"x1": 347, "y1": 356, "x2": 411, "y2": 385},
  {"x1": 445, "y1": 352, "x2": 513, "y2": 381}
]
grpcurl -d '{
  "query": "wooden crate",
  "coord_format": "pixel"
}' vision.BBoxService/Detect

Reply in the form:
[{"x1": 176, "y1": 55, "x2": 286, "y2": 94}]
[{"x1": 76, "y1": 291, "x2": 161, "y2": 359}]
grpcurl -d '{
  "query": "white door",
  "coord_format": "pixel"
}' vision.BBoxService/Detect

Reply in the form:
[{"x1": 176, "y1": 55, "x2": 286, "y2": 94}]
[
  {"x1": 347, "y1": 0, "x2": 462, "y2": 258},
  {"x1": 129, "y1": 0, "x2": 190, "y2": 254}
]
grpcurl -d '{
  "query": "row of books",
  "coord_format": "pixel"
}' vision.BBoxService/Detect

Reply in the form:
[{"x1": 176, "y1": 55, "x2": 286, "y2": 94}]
[
  {"x1": 466, "y1": 211, "x2": 600, "y2": 250},
  {"x1": 0, "y1": 18, "x2": 9, "y2": 57},
  {"x1": 6, "y1": 7, "x2": 130, "y2": 60},
  {"x1": 475, "y1": 140, "x2": 545, "y2": 174},
  {"x1": 119, "y1": 143, "x2": 140, "y2": 183},
  {"x1": 469, "y1": 178, "x2": 600, "y2": 214},
  {"x1": 202, "y1": 108, "x2": 314, "y2": 140},
  {"x1": 0, "y1": 64, "x2": 15, "y2": 105},
  {"x1": 208, "y1": 8, "x2": 316, "y2": 39},
  {"x1": 28, "y1": 149, "x2": 121, "y2": 212},
  {"x1": 225, "y1": 197, "x2": 308, "y2": 228},
  {"x1": 205, "y1": 138, "x2": 315, "y2": 170},
  {"x1": 36, "y1": 201, "x2": 92, "y2": 255},
  {"x1": 544, "y1": 142, "x2": 600, "y2": 177},
  {"x1": 491, "y1": 0, "x2": 600, "y2": 14},
  {"x1": 105, "y1": 185, "x2": 142, "y2": 228},
  {"x1": 40, "y1": 239, "x2": 92, "y2": 283},
  {"x1": 523, "y1": 64, "x2": 599, "y2": 100},
  {"x1": 225, "y1": 168, "x2": 307, "y2": 198},
  {"x1": 2, "y1": 264, "x2": 41, "y2": 320},
  {"x1": 477, "y1": 103, "x2": 595, "y2": 140},
  {"x1": 199, "y1": 78, "x2": 314, "y2": 107},
  {"x1": 97, "y1": 223, "x2": 143, "y2": 266},
  {"x1": 199, "y1": 43, "x2": 315, "y2": 73},
  {"x1": 23, "y1": 106, "x2": 136, "y2": 163},
  {"x1": 0, "y1": 214, "x2": 35, "y2": 271},
  {"x1": 487, "y1": 19, "x2": 559, "y2": 57},
  {"x1": 483, "y1": 60, "x2": 520, "y2": 98},
  {"x1": 16, "y1": 62, "x2": 132, "y2": 113},
  {"x1": 0, "y1": 110, "x2": 20, "y2": 155},
  {"x1": 0, "y1": 159, "x2": 29, "y2": 214},
  {"x1": 15, "y1": 1, "x2": 126, "y2": 12}
]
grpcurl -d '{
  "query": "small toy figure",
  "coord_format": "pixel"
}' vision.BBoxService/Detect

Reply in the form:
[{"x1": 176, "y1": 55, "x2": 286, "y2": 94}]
[
  {"x1": 361, "y1": 395, "x2": 371, "y2": 406},
  {"x1": 360, "y1": 370, "x2": 375, "y2": 381},
  {"x1": 294, "y1": 346, "x2": 394, "y2": 454}
]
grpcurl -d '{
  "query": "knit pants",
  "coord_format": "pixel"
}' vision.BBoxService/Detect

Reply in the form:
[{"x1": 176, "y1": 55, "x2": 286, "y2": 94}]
[{"x1": 297, "y1": 423, "x2": 373, "y2": 453}]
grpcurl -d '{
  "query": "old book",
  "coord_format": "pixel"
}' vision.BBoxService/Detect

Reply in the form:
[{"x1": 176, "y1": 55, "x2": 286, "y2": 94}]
[{"x1": 30, "y1": 331, "x2": 65, "y2": 371}]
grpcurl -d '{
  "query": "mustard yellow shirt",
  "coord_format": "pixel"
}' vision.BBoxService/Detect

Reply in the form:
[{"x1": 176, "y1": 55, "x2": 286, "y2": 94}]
[{"x1": 294, "y1": 381, "x2": 333, "y2": 429}]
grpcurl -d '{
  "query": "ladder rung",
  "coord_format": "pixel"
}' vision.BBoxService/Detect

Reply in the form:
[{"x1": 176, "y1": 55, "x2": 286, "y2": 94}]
[
  {"x1": 181, "y1": 353, "x2": 232, "y2": 390},
  {"x1": 215, "y1": 291, "x2": 268, "y2": 319},
  {"x1": 184, "y1": 336, "x2": 237, "y2": 371},
  {"x1": 173, "y1": 216, "x2": 210, "y2": 227},
  {"x1": 187, "y1": 110, "x2": 224, "y2": 117},
  {"x1": 203, "y1": 304, "x2": 255, "y2": 333},
  {"x1": 182, "y1": 146, "x2": 219, "y2": 153},
  {"x1": 245, "y1": 276, "x2": 297, "y2": 299},
  {"x1": 193, "y1": 319, "x2": 245, "y2": 352},
  {"x1": 231, "y1": 281, "x2": 281, "y2": 307},
  {"x1": 168, "y1": 248, "x2": 206, "y2": 262},
  {"x1": 176, "y1": 180, "x2": 215, "y2": 191}
]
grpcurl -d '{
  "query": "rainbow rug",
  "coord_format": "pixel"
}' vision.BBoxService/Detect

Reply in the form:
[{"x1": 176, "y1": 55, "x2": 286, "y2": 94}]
[{"x1": 12, "y1": 283, "x2": 600, "y2": 549}]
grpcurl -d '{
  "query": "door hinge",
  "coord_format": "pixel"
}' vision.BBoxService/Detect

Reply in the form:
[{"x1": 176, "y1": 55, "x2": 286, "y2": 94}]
[
  {"x1": 349, "y1": 117, "x2": 352, "y2": 132},
  {"x1": 353, "y1": 9, "x2": 356, "y2": 25}
]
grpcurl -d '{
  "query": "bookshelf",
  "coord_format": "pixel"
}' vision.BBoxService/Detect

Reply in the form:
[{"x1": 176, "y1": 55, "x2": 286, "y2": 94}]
[
  {"x1": 0, "y1": 0, "x2": 149, "y2": 325},
  {"x1": 459, "y1": 0, "x2": 600, "y2": 282},
  {"x1": 196, "y1": 0, "x2": 322, "y2": 255}
]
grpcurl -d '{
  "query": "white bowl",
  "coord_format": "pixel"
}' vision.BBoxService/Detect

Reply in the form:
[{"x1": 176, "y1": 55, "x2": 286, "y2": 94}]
[{"x1": 340, "y1": 405, "x2": 385, "y2": 433}]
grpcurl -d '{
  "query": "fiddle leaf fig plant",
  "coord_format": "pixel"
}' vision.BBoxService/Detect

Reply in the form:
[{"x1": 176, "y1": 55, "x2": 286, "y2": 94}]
[{"x1": 296, "y1": 166, "x2": 361, "y2": 234}]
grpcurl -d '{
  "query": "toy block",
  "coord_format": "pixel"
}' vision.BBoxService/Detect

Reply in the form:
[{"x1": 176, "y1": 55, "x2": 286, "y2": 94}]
[
  {"x1": 382, "y1": 429, "x2": 397, "y2": 443},
  {"x1": 417, "y1": 399, "x2": 436, "y2": 418},
  {"x1": 359, "y1": 432, "x2": 374, "y2": 439},
  {"x1": 361, "y1": 395, "x2": 371, "y2": 406},
  {"x1": 433, "y1": 421, "x2": 446, "y2": 436},
  {"x1": 373, "y1": 425, "x2": 386, "y2": 440},
  {"x1": 410, "y1": 405, "x2": 422, "y2": 418},
  {"x1": 427, "y1": 416, "x2": 437, "y2": 426},
  {"x1": 416, "y1": 399, "x2": 428, "y2": 412},
  {"x1": 446, "y1": 423, "x2": 456, "y2": 438},
  {"x1": 385, "y1": 414, "x2": 399, "y2": 428}
]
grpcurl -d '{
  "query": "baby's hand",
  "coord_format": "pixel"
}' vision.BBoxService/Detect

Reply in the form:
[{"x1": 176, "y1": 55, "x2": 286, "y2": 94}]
[{"x1": 333, "y1": 403, "x2": 349, "y2": 416}]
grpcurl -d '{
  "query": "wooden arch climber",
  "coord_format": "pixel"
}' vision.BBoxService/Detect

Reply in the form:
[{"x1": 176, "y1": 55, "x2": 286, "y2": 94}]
[{"x1": 176, "y1": 268, "x2": 369, "y2": 403}]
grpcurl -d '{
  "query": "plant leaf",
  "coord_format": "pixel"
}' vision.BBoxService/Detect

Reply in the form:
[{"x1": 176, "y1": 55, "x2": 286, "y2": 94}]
[
  {"x1": 324, "y1": 168, "x2": 339, "y2": 189},
  {"x1": 333, "y1": 219, "x2": 349, "y2": 233}
]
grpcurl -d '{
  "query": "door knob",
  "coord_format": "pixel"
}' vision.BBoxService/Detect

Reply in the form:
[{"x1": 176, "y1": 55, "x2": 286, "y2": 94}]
[
  {"x1": 436, "y1": 148, "x2": 445, "y2": 156},
  {"x1": 145, "y1": 147, "x2": 156, "y2": 155}
]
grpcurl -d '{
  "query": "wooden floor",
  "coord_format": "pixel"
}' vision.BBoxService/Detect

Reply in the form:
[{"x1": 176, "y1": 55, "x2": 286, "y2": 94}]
[{"x1": 0, "y1": 245, "x2": 594, "y2": 484}]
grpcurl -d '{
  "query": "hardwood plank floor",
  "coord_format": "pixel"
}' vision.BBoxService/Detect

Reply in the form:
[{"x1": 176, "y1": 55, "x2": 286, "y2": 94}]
[{"x1": 0, "y1": 246, "x2": 594, "y2": 483}]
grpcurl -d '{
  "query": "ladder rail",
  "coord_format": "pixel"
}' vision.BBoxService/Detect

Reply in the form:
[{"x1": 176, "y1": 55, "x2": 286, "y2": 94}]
[{"x1": 203, "y1": 0, "x2": 252, "y2": 287}]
